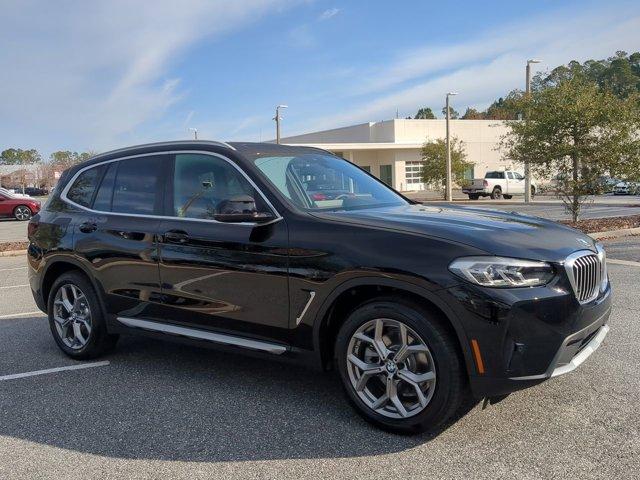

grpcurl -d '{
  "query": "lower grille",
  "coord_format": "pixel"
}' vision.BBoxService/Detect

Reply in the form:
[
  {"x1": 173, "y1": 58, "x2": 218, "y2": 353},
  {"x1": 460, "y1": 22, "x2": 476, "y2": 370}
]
[{"x1": 565, "y1": 251, "x2": 602, "y2": 304}]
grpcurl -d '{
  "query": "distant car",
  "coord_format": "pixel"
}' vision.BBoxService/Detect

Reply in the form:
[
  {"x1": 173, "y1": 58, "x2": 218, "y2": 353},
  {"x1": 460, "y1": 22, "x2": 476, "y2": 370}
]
[
  {"x1": 0, "y1": 187, "x2": 32, "y2": 199},
  {"x1": 462, "y1": 170, "x2": 536, "y2": 200},
  {"x1": 0, "y1": 190, "x2": 41, "y2": 220},
  {"x1": 23, "y1": 187, "x2": 49, "y2": 196},
  {"x1": 613, "y1": 181, "x2": 640, "y2": 195}
]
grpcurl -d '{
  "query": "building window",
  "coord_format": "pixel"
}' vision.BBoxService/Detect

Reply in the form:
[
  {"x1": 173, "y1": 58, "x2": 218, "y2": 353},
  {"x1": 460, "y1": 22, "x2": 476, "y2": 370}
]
[
  {"x1": 361, "y1": 166, "x2": 371, "y2": 173},
  {"x1": 405, "y1": 161, "x2": 424, "y2": 185}
]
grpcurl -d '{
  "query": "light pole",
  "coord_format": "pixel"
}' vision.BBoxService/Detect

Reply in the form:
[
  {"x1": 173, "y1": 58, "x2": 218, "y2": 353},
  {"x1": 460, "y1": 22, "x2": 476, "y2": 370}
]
[
  {"x1": 188, "y1": 127, "x2": 198, "y2": 140},
  {"x1": 274, "y1": 105, "x2": 288, "y2": 144},
  {"x1": 524, "y1": 59, "x2": 541, "y2": 203},
  {"x1": 445, "y1": 92, "x2": 457, "y2": 202}
]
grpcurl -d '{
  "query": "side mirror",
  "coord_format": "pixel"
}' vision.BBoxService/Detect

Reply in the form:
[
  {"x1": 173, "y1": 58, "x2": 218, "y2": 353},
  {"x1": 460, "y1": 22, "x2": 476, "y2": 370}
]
[{"x1": 214, "y1": 195, "x2": 276, "y2": 223}]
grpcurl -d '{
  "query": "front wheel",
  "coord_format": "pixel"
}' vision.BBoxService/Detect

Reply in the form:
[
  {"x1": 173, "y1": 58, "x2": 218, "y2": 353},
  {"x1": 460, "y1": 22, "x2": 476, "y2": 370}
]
[
  {"x1": 13, "y1": 205, "x2": 32, "y2": 221},
  {"x1": 531, "y1": 186, "x2": 536, "y2": 198},
  {"x1": 335, "y1": 298, "x2": 465, "y2": 434}
]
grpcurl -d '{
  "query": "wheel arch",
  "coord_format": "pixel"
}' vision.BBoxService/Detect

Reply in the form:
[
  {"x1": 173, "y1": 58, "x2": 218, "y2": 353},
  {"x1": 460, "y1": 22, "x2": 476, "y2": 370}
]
[
  {"x1": 41, "y1": 257, "x2": 108, "y2": 319},
  {"x1": 312, "y1": 277, "x2": 473, "y2": 375}
]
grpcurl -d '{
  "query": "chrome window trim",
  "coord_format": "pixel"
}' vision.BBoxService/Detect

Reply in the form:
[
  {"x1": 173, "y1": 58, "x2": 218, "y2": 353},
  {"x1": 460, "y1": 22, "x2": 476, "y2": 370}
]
[
  {"x1": 564, "y1": 249, "x2": 602, "y2": 304},
  {"x1": 60, "y1": 150, "x2": 283, "y2": 226}
]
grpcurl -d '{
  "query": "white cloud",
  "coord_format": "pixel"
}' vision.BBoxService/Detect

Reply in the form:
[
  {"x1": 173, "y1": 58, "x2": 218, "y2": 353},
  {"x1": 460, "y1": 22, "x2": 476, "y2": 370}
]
[
  {"x1": 296, "y1": 6, "x2": 640, "y2": 134},
  {"x1": 0, "y1": 0, "x2": 296, "y2": 156},
  {"x1": 318, "y1": 7, "x2": 340, "y2": 21}
]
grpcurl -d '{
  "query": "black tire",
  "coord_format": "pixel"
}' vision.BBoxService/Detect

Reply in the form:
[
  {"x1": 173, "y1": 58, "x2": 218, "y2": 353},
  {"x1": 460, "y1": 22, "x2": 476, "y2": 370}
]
[
  {"x1": 502, "y1": 194, "x2": 513, "y2": 200},
  {"x1": 468, "y1": 194, "x2": 480, "y2": 200},
  {"x1": 530, "y1": 186, "x2": 536, "y2": 198},
  {"x1": 47, "y1": 271, "x2": 118, "y2": 359},
  {"x1": 335, "y1": 297, "x2": 466, "y2": 434},
  {"x1": 490, "y1": 187, "x2": 502, "y2": 200},
  {"x1": 13, "y1": 205, "x2": 32, "y2": 221}
]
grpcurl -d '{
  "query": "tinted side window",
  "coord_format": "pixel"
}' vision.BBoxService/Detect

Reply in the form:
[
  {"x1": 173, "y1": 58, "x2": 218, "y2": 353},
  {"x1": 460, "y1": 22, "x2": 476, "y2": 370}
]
[
  {"x1": 93, "y1": 162, "x2": 117, "y2": 211},
  {"x1": 485, "y1": 171, "x2": 504, "y2": 179},
  {"x1": 67, "y1": 166, "x2": 104, "y2": 207},
  {"x1": 173, "y1": 154, "x2": 261, "y2": 220},
  {"x1": 506, "y1": 172, "x2": 514, "y2": 179},
  {"x1": 112, "y1": 157, "x2": 161, "y2": 215},
  {"x1": 514, "y1": 172, "x2": 524, "y2": 180}
]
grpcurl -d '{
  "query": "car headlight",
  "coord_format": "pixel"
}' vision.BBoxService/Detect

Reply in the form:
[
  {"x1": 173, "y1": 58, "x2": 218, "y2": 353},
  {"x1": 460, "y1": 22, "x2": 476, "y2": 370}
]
[
  {"x1": 449, "y1": 256, "x2": 555, "y2": 288},
  {"x1": 595, "y1": 242, "x2": 608, "y2": 292}
]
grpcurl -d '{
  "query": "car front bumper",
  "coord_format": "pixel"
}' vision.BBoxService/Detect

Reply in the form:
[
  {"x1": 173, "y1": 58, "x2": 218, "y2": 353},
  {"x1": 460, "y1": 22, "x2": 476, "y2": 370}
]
[{"x1": 440, "y1": 276, "x2": 612, "y2": 399}]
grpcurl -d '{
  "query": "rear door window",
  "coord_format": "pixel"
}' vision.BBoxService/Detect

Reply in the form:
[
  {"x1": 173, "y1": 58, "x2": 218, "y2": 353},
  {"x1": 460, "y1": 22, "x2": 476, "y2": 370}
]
[
  {"x1": 93, "y1": 162, "x2": 117, "y2": 211},
  {"x1": 112, "y1": 157, "x2": 162, "y2": 215}
]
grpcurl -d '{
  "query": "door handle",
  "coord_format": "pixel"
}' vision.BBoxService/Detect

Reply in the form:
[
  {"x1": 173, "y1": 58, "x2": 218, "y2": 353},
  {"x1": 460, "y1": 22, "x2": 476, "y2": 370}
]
[
  {"x1": 163, "y1": 230, "x2": 190, "y2": 244},
  {"x1": 79, "y1": 222, "x2": 97, "y2": 233}
]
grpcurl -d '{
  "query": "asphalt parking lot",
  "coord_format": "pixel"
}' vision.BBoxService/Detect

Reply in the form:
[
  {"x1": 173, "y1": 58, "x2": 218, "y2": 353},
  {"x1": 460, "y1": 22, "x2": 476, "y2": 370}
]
[{"x1": 0, "y1": 242, "x2": 638, "y2": 479}]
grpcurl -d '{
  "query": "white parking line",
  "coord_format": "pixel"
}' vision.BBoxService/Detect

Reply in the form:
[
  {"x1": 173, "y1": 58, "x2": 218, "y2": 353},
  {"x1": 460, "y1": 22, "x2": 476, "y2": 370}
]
[
  {"x1": 0, "y1": 284, "x2": 29, "y2": 290},
  {"x1": 0, "y1": 361, "x2": 110, "y2": 381},
  {"x1": 0, "y1": 311, "x2": 44, "y2": 319}
]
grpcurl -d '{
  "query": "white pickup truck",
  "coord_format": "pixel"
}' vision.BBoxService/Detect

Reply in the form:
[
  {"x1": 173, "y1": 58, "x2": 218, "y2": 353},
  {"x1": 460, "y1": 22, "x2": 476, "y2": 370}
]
[{"x1": 462, "y1": 170, "x2": 536, "y2": 200}]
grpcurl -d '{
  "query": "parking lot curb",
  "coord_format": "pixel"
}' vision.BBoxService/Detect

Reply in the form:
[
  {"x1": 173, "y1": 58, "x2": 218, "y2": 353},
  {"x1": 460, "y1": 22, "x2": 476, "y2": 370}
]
[
  {"x1": 589, "y1": 227, "x2": 640, "y2": 240},
  {"x1": 0, "y1": 249, "x2": 27, "y2": 257},
  {"x1": 0, "y1": 227, "x2": 636, "y2": 258}
]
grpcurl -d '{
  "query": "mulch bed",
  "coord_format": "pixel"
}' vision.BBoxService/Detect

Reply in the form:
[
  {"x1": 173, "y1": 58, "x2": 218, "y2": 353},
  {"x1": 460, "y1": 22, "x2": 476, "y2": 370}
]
[
  {"x1": 560, "y1": 215, "x2": 640, "y2": 234},
  {"x1": 0, "y1": 241, "x2": 28, "y2": 252}
]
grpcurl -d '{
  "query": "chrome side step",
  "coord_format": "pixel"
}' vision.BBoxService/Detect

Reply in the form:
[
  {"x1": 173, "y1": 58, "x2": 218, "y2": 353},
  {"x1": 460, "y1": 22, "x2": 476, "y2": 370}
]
[{"x1": 116, "y1": 317, "x2": 287, "y2": 355}]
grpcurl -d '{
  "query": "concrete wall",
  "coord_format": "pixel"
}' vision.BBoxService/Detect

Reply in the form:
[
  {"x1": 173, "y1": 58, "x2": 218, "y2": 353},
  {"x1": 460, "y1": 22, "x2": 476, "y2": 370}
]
[{"x1": 282, "y1": 119, "x2": 521, "y2": 191}]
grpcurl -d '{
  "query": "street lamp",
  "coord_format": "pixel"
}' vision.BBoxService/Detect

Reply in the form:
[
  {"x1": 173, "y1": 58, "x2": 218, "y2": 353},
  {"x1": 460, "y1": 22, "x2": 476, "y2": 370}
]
[
  {"x1": 445, "y1": 92, "x2": 458, "y2": 202},
  {"x1": 188, "y1": 127, "x2": 198, "y2": 140},
  {"x1": 274, "y1": 105, "x2": 288, "y2": 144},
  {"x1": 524, "y1": 59, "x2": 541, "y2": 203}
]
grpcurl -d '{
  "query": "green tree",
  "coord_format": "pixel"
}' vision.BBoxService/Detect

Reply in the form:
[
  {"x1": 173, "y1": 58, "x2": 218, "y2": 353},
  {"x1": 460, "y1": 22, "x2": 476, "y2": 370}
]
[
  {"x1": 441, "y1": 106, "x2": 459, "y2": 119},
  {"x1": 0, "y1": 148, "x2": 42, "y2": 164},
  {"x1": 484, "y1": 90, "x2": 524, "y2": 120},
  {"x1": 461, "y1": 107, "x2": 485, "y2": 119},
  {"x1": 420, "y1": 137, "x2": 472, "y2": 198},
  {"x1": 49, "y1": 150, "x2": 97, "y2": 170},
  {"x1": 414, "y1": 107, "x2": 436, "y2": 119},
  {"x1": 500, "y1": 75, "x2": 640, "y2": 222}
]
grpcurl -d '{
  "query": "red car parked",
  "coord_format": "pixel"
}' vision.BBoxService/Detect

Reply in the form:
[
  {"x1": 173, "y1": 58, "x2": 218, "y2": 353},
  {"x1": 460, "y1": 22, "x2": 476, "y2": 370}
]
[{"x1": 0, "y1": 191, "x2": 41, "y2": 220}]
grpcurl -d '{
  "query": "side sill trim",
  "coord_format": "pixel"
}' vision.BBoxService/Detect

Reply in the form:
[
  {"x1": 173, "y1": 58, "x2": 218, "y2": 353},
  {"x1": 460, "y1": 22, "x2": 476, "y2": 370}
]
[{"x1": 116, "y1": 317, "x2": 288, "y2": 355}]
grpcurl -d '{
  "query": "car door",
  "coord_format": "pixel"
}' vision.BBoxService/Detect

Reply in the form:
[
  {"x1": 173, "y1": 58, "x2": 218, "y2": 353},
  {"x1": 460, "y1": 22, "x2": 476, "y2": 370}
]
[
  {"x1": 66, "y1": 155, "x2": 166, "y2": 321},
  {"x1": 513, "y1": 172, "x2": 526, "y2": 194},
  {"x1": 155, "y1": 152, "x2": 290, "y2": 345}
]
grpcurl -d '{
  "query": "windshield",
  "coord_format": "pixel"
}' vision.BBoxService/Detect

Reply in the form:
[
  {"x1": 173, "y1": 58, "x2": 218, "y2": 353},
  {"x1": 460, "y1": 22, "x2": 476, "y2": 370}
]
[
  {"x1": 253, "y1": 153, "x2": 407, "y2": 211},
  {"x1": 0, "y1": 187, "x2": 17, "y2": 198}
]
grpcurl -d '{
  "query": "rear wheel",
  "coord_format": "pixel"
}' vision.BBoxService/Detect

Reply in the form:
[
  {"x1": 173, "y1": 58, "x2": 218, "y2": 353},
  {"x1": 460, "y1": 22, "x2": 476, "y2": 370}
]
[
  {"x1": 47, "y1": 272, "x2": 118, "y2": 359},
  {"x1": 335, "y1": 298, "x2": 465, "y2": 434},
  {"x1": 490, "y1": 187, "x2": 502, "y2": 200},
  {"x1": 13, "y1": 205, "x2": 32, "y2": 221},
  {"x1": 468, "y1": 194, "x2": 479, "y2": 200}
]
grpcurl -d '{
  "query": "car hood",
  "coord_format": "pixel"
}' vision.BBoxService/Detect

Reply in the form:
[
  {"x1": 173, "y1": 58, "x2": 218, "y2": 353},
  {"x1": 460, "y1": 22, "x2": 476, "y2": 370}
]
[{"x1": 310, "y1": 204, "x2": 597, "y2": 262}]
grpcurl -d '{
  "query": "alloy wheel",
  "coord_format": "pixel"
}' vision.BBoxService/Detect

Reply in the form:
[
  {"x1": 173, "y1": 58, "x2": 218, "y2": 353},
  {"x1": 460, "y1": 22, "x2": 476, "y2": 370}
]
[
  {"x1": 53, "y1": 284, "x2": 93, "y2": 350},
  {"x1": 14, "y1": 206, "x2": 31, "y2": 220},
  {"x1": 346, "y1": 318, "x2": 437, "y2": 419}
]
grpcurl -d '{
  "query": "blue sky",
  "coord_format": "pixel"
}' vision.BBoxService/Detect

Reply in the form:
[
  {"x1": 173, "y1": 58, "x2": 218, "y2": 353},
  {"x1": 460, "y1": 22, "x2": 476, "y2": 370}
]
[{"x1": 1, "y1": 0, "x2": 639, "y2": 158}]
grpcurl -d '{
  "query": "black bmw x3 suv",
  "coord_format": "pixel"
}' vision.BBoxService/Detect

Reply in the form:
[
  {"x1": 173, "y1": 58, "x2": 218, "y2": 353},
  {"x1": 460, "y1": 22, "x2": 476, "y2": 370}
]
[{"x1": 28, "y1": 141, "x2": 611, "y2": 433}]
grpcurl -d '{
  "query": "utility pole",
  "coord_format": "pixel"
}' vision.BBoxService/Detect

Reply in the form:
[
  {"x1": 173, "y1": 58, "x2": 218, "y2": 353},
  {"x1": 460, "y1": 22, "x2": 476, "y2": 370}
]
[
  {"x1": 524, "y1": 59, "x2": 541, "y2": 203},
  {"x1": 445, "y1": 92, "x2": 458, "y2": 202},
  {"x1": 274, "y1": 105, "x2": 288, "y2": 144}
]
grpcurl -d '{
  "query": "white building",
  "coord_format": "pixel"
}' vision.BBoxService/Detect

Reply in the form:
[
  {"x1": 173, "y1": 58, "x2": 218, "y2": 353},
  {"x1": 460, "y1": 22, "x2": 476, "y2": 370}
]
[{"x1": 281, "y1": 119, "x2": 517, "y2": 192}]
